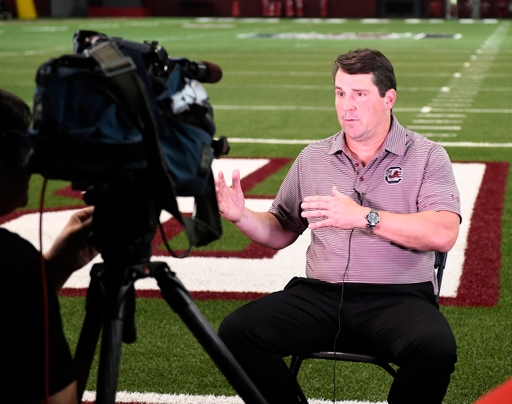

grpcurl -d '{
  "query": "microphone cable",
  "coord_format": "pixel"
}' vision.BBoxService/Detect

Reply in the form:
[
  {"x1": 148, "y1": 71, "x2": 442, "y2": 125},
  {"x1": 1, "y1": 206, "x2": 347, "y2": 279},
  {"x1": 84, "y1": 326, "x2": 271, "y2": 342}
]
[
  {"x1": 39, "y1": 176, "x2": 50, "y2": 404},
  {"x1": 331, "y1": 227, "x2": 355, "y2": 404},
  {"x1": 331, "y1": 188, "x2": 363, "y2": 403}
]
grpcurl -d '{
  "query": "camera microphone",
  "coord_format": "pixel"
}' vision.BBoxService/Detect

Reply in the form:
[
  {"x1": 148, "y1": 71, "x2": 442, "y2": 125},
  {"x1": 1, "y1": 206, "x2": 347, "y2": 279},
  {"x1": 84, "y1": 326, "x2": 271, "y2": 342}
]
[{"x1": 172, "y1": 58, "x2": 223, "y2": 84}]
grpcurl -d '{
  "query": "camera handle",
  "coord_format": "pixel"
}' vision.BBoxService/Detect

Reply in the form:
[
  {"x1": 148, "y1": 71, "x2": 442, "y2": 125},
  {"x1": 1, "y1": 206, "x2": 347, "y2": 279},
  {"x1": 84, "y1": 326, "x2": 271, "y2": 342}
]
[{"x1": 74, "y1": 260, "x2": 268, "y2": 404}]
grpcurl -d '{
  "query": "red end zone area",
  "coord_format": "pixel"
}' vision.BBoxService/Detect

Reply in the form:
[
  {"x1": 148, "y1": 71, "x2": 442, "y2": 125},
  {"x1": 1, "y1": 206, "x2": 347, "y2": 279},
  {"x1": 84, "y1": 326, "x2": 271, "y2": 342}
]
[{"x1": 1, "y1": 158, "x2": 508, "y2": 307}]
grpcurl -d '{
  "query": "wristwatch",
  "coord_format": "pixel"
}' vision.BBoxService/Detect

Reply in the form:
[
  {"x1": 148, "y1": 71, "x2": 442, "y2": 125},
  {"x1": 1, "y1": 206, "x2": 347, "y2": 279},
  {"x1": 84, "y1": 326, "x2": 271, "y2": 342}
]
[{"x1": 365, "y1": 209, "x2": 380, "y2": 231}]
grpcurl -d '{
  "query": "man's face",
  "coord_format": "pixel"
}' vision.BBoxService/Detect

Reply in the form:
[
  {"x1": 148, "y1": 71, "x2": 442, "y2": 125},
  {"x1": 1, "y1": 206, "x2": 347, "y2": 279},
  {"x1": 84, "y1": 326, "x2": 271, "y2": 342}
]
[{"x1": 334, "y1": 70, "x2": 396, "y2": 144}]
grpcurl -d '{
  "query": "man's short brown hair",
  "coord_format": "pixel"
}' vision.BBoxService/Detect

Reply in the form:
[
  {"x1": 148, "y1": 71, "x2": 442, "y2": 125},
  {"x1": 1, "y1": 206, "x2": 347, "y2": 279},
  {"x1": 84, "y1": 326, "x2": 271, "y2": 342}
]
[{"x1": 332, "y1": 49, "x2": 397, "y2": 98}]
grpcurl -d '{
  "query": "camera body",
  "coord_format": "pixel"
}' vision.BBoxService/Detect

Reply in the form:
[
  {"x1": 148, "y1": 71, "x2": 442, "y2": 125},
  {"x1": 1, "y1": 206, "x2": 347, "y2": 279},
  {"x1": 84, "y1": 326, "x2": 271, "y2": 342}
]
[{"x1": 29, "y1": 31, "x2": 225, "y2": 250}]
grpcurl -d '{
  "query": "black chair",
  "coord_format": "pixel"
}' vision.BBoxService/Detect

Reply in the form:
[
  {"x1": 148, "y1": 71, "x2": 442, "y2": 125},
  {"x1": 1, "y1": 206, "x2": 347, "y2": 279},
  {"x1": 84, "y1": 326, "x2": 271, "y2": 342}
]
[{"x1": 288, "y1": 251, "x2": 448, "y2": 402}]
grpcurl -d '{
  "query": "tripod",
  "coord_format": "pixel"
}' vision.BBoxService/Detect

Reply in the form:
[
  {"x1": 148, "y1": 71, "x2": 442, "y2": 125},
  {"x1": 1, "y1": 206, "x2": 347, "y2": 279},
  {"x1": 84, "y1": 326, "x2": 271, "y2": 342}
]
[{"x1": 73, "y1": 191, "x2": 267, "y2": 404}]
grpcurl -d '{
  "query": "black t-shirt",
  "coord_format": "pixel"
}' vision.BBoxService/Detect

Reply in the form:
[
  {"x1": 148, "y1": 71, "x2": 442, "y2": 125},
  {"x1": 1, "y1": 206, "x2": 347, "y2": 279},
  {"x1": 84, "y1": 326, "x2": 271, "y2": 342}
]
[{"x1": 0, "y1": 228, "x2": 75, "y2": 400}]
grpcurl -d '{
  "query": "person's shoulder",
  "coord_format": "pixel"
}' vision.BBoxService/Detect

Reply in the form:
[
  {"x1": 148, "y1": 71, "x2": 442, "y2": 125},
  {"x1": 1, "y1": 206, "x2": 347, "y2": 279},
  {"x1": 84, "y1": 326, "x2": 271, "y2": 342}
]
[
  {"x1": 0, "y1": 227, "x2": 37, "y2": 254},
  {"x1": 0, "y1": 227, "x2": 23, "y2": 242},
  {"x1": 405, "y1": 128, "x2": 446, "y2": 153},
  {"x1": 300, "y1": 132, "x2": 342, "y2": 156}
]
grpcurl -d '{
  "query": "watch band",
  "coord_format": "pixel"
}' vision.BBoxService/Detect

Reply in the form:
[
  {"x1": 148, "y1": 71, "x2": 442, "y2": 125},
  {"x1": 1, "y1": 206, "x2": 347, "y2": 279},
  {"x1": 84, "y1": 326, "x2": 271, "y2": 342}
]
[{"x1": 365, "y1": 209, "x2": 380, "y2": 231}]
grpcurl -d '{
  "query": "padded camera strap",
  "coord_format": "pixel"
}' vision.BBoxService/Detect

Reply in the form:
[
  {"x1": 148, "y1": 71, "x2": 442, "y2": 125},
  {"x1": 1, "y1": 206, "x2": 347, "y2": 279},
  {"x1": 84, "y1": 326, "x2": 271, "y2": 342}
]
[{"x1": 86, "y1": 40, "x2": 222, "y2": 256}]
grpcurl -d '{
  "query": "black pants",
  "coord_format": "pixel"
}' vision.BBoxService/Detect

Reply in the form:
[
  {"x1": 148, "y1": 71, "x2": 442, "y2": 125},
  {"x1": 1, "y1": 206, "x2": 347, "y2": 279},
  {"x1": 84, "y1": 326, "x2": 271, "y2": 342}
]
[{"x1": 218, "y1": 278, "x2": 457, "y2": 404}]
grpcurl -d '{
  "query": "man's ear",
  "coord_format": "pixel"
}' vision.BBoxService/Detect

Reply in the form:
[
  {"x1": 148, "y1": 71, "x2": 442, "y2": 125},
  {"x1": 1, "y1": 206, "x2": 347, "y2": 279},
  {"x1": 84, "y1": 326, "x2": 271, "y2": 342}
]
[{"x1": 385, "y1": 89, "x2": 396, "y2": 110}]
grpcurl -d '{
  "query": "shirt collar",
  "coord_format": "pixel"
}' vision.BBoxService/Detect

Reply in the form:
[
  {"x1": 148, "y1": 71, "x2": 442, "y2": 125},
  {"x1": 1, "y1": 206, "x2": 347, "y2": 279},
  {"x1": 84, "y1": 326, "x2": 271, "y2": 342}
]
[{"x1": 329, "y1": 114, "x2": 407, "y2": 157}]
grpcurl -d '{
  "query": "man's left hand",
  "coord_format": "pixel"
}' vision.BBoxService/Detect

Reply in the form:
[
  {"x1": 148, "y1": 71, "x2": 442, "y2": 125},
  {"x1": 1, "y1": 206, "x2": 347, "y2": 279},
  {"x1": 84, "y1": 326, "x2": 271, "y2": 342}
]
[{"x1": 301, "y1": 186, "x2": 369, "y2": 230}]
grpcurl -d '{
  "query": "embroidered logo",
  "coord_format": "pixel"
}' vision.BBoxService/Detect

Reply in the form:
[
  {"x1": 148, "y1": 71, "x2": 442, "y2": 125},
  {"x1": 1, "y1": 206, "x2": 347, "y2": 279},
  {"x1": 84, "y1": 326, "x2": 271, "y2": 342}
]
[{"x1": 385, "y1": 166, "x2": 403, "y2": 184}]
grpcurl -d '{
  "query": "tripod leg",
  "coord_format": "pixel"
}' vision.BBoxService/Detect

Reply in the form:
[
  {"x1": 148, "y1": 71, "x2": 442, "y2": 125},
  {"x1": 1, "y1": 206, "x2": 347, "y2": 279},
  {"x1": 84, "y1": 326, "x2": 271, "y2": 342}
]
[
  {"x1": 74, "y1": 264, "x2": 106, "y2": 401},
  {"x1": 153, "y1": 263, "x2": 268, "y2": 404},
  {"x1": 95, "y1": 270, "x2": 137, "y2": 404},
  {"x1": 96, "y1": 317, "x2": 124, "y2": 404}
]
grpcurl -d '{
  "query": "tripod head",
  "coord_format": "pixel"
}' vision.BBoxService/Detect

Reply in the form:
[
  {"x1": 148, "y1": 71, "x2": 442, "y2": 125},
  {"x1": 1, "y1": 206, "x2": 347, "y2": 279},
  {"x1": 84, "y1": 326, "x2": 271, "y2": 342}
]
[{"x1": 84, "y1": 186, "x2": 159, "y2": 268}]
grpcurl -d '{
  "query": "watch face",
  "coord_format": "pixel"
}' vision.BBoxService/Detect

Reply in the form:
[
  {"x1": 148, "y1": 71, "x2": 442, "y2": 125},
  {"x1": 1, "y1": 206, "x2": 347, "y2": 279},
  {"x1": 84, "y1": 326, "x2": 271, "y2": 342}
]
[{"x1": 367, "y1": 211, "x2": 380, "y2": 227}]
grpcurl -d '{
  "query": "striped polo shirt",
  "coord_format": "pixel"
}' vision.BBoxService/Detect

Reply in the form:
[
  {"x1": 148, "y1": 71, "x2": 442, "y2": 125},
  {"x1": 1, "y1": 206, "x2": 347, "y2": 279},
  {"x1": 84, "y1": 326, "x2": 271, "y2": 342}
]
[{"x1": 269, "y1": 115, "x2": 461, "y2": 290}]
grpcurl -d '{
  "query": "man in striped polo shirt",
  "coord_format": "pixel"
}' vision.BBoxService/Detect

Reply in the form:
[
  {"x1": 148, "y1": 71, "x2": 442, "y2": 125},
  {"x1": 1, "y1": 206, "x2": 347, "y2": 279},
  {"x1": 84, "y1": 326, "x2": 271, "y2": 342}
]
[{"x1": 215, "y1": 49, "x2": 461, "y2": 404}]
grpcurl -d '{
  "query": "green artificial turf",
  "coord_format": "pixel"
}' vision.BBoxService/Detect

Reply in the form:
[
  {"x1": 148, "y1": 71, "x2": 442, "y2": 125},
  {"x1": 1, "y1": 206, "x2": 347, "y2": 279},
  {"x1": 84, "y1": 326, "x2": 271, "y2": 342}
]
[{"x1": 2, "y1": 17, "x2": 512, "y2": 403}]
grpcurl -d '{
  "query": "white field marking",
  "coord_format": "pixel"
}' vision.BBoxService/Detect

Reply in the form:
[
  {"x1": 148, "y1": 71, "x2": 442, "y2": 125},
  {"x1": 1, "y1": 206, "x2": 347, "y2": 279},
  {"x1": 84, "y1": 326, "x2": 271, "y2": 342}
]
[
  {"x1": 443, "y1": 164, "x2": 485, "y2": 297},
  {"x1": 20, "y1": 26, "x2": 69, "y2": 32},
  {"x1": 223, "y1": 71, "x2": 506, "y2": 78},
  {"x1": 182, "y1": 23, "x2": 236, "y2": 29},
  {"x1": 83, "y1": 23, "x2": 121, "y2": 29},
  {"x1": 124, "y1": 21, "x2": 161, "y2": 27},
  {"x1": 412, "y1": 120, "x2": 463, "y2": 124},
  {"x1": 417, "y1": 23, "x2": 506, "y2": 138},
  {"x1": 0, "y1": 158, "x2": 269, "y2": 254},
  {"x1": 82, "y1": 391, "x2": 385, "y2": 404},
  {"x1": 240, "y1": 18, "x2": 281, "y2": 23},
  {"x1": 429, "y1": 103, "x2": 473, "y2": 108},
  {"x1": 433, "y1": 94, "x2": 477, "y2": 99},
  {"x1": 196, "y1": 17, "x2": 281, "y2": 23},
  {"x1": 439, "y1": 141, "x2": 512, "y2": 147},
  {"x1": 0, "y1": 160, "x2": 484, "y2": 299},
  {"x1": 194, "y1": 17, "x2": 236, "y2": 22},
  {"x1": 213, "y1": 105, "x2": 512, "y2": 114},
  {"x1": 431, "y1": 108, "x2": 512, "y2": 113},
  {"x1": 294, "y1": 18, "x2": 348, "y2": 23},
  {"x1": 478, "y1": 87, "x2": 512, "y2": 91},
  {"x1": 361, "y1": 18, "x2": 390, "y2": 23},
  {"x1": 432, "y1": 97, "x2": 476, "y2": 101},
  {"x1": 217, "y1": 85, "x2": 482, "y2": 92},
  {"x1": 407, "y1": 126, "x2": 461, "y2": 130},
  {"x1": 396, "y1": 87, "x2": 452, "y2": 91},
  {"x1": 435, "y1": 92, "x2": 477, "y2": 99},
  {"x1": 416, "y1": 114, "x2": 467, "y2": 118},
  {"x1": 422, "y1": 133, "x2": 458, "y2": 138},
  {"x1": 191, "y1": 16, "x2": 450, "y2": 25},
  {"x1": 227, "y1": 138, "x2": 318, "y2": 144},
  {"x1": 223, "y1": 70, "x2": 327, "y2": 76},
  {"x1": 224, "y1": 139, "x2": 512, "y2": 147},
  {"x1": 214, "y1": 105, "x2": 333, "y2": 111}
]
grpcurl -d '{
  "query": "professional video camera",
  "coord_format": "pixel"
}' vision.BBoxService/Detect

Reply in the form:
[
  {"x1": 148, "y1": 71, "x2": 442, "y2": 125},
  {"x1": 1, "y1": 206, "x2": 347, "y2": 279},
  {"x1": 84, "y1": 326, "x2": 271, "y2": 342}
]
[
  {"x1": 29, "y1": 30, "x2": 229, "y2": 255},
  {"x1": 27, "y1": 31, "x2": 267, "y2": 404}
]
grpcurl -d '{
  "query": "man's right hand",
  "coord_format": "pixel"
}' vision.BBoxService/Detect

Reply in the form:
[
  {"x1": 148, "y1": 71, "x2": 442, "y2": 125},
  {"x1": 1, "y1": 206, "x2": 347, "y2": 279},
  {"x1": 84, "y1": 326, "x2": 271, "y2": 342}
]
[
  {"x1": 215, "y1": 169, "x2": 245, "y2": 223},
  {"x1": 215, "y1": 169, "x2": 299, "y2": 250}
]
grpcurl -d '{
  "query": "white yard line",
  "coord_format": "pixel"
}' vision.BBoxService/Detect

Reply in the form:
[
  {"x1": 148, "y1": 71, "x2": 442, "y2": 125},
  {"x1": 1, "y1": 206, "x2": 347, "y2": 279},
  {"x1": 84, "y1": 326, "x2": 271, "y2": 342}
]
[
  {"x1": 83, "y1": 391, "x2": 386, "y2": 404},
  {"x1": 225, "y1": 138, "x2": 512, "y2": 147}
]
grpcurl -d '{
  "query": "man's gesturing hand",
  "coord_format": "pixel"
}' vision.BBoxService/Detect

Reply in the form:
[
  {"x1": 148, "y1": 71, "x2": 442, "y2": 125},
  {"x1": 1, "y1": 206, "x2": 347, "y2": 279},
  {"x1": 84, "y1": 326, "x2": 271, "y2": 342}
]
[
  {"x1": 215, "y1": 169, "x2": 245, "y2": 223},
  {"x1": 301, "y1": 186, "x2": 369, "y2": 230}
]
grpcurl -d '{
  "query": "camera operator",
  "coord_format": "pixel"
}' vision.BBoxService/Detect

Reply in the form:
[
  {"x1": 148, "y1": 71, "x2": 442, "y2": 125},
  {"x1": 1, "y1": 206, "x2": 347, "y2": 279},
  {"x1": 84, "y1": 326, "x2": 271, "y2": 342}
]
[{"x1": 0, "y1": 88, "x2": 98, "y2": 404}]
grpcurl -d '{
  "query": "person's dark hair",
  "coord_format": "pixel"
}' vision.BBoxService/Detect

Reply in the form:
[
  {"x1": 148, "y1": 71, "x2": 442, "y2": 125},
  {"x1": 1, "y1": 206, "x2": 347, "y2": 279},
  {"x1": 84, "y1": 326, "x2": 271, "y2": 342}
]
[
  {"x1": 331, "y1": 49, "x2": 397, "y2": 97},
  {"x1": 0, "y1": 88, "x2": 31, "y2": 133},
  {"x1": 0, "y1": 89, "x2": 32, "y2": 162}
]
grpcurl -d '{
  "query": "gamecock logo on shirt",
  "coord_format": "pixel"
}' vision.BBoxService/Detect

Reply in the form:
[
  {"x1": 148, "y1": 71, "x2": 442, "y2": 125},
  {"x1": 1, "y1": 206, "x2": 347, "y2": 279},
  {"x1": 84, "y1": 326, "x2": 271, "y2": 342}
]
[{"x1": 385, "y1": 166, "x2": 403, "y2": 184}]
